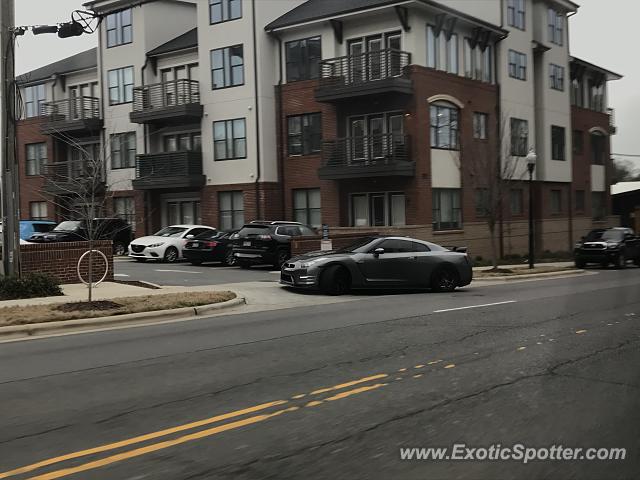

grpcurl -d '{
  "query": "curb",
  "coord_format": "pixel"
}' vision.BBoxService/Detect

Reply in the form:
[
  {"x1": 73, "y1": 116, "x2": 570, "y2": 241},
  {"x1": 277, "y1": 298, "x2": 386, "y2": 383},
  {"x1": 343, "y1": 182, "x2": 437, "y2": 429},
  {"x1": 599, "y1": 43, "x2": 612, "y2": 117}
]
[
  {"x1": 473, "y1": 269, "x2": 586, "y2": 282},
  {"x1": 0, "y1": 296, "x2": 246, "y2": 340}
]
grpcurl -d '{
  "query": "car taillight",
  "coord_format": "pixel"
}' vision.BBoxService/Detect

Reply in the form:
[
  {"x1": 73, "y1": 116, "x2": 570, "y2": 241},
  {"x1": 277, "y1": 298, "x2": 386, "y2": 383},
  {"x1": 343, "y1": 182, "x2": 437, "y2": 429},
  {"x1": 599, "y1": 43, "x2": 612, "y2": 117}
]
[
  {"x1": 206, "y1": 241, "x2": 219, "y2": 247},
  {"x1": 258, "y1": 234, "x2": 272, "y2": 240}
]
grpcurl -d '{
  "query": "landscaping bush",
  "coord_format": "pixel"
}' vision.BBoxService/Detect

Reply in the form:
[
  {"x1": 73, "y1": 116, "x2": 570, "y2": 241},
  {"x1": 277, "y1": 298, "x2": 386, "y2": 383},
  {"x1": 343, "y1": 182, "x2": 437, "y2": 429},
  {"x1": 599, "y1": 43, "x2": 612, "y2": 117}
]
[{"x1": 0, "y1": 273, "x2": 63, "y2": 300}]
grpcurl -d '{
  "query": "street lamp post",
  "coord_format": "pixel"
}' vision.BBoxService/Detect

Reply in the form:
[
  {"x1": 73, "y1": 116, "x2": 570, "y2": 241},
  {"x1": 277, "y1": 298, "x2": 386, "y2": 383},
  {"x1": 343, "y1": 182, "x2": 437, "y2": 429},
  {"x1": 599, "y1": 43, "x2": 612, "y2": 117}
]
[{"x1": 526, "y1": 149, "x2": 537, "y2": 269}]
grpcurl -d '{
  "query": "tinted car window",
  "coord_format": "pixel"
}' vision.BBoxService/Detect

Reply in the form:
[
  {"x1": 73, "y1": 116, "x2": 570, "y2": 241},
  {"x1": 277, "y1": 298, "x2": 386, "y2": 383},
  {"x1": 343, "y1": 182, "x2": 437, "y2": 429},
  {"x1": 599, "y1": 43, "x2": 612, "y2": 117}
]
[
  {"x1": 187, "y1": 228, "x2": 210, "y2": 238},
  {"x1": 377, "y1": 239, "x2": 414, "y2": 253},
  {"x1": 54, "y1": 221, "x2": 83, "y2": 232},
  {"x1": 299, "y1": 226, "x2": 316, "y2": 236},
  {"x1": 336, "y1": 237, "x2": 377, "y2": 253},
  {"x1": 238, "y1": 225, "x2": 270, "y2": 236},
  {"x1": 32, "y1": 223, "x2": 54, "y2": 233},
  {"x1": 195, "y1": 231, "x2": 224, "y2": 240},
  {"x1": 154, "y1": 227, "x2": 188, "y2": 237},
  {"x1": 278, "y1": 226, "x2": 302, "y2": 236},
  {"x1": 413, "y1": 242, "x2": 430, "y2": 252}
]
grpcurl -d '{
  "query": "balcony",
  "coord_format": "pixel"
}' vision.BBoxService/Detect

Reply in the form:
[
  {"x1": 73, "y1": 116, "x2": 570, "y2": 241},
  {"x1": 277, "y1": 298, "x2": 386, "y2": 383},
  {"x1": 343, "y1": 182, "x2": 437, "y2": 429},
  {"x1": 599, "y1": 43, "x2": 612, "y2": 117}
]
[
  {"x1": 607, "y1": 108, "x2": 617, "y2": 135},
  {"x1": 43, "y1": 161, "x2": 105, "y2": 196},
  {"x1": 318, "y1": 134, "x2": 414, "y2": 180},
  {"x1": 132, "y1": 151, "x2": 205, "y2": 190},
  {"x1": 315, "y1": 49, "x2": 412, "y2": 102},
  {"x1": 40, "y1": 97, "x2": 103, "y2": 135},
  {"x1": 130, "y1": 79, "x2": 203, "y2": 124}
]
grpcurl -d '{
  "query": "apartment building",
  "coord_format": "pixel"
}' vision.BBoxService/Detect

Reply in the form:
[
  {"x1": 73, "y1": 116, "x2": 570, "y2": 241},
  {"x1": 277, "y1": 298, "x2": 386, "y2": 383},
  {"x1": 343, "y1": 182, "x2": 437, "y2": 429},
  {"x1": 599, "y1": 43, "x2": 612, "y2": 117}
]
[{"x1": 15, "y1": 0, "x2": 622, "y2": 257}]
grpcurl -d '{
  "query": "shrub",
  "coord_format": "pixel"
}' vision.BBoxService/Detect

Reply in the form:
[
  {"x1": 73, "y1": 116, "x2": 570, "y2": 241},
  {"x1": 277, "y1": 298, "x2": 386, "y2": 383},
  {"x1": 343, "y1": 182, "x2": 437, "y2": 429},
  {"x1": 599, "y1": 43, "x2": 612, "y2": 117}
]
[{"x1": 0, "y1": 273, "x2": 63, "y2": 300}]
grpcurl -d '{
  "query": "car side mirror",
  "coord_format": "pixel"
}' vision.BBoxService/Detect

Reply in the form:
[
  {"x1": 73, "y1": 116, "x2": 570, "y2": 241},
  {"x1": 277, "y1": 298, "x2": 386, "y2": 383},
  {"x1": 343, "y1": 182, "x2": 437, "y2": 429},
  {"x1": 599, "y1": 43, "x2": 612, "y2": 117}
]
[{"x1": 373, "y1": 247, "x2": 385, "y2": 257}]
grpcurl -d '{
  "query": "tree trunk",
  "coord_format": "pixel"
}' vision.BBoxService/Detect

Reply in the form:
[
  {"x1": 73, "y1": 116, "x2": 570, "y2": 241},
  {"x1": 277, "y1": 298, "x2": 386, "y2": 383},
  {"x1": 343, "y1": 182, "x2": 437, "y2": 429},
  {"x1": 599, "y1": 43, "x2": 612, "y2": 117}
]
[{"x1": 489, "y1": 224, "x2": 499, "y2": 270}]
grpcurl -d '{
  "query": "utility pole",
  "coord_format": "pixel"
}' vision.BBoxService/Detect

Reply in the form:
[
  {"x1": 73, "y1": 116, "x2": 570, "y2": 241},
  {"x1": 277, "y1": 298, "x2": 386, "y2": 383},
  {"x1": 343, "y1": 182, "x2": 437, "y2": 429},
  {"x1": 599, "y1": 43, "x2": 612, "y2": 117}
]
[{"x1": 0, "y1": 0, "x2": 20, "y2": 277}]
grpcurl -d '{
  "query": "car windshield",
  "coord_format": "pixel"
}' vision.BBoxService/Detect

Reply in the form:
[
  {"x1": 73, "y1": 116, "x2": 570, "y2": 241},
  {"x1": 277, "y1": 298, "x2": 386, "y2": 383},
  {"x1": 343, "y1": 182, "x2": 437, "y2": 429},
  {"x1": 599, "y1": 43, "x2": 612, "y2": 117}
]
[
  {"x1": 586, "y1": 230, "x2": 624, "y2": 242},
  {"x1": 54, "y1": 221, "x2": 83, "y2": 232},
  {"x1": 153, "y1": 227, "x2": 188, "y2": 237},
  {"x1": 335, "y1": 237, "x2": 377, "y2": 253}
]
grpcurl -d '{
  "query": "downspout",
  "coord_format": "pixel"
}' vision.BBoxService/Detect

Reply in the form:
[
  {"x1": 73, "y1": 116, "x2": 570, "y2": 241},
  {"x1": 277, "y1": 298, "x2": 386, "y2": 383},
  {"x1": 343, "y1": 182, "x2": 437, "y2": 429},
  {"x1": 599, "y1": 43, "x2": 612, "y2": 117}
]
[
  {"x1": 275, "y1": 33, "x2": 286, "y2": 219},
  {"x1": 495, "y1": 33, "x2": 507, "y2": 259},
  {"x1": 251, "y1": 0, "x2": 262, "y2": 220}
]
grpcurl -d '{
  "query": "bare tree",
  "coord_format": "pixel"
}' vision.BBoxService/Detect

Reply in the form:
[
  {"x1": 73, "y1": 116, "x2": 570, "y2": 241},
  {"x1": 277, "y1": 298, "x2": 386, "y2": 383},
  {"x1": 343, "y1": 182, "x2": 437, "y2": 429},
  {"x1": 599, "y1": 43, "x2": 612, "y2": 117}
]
[
  {"x1": 40, "y1": 131, "x2": 130, "y2": 303},
  {"x1": 465, "y1": 116, "x2": 524, "y2": 270}
]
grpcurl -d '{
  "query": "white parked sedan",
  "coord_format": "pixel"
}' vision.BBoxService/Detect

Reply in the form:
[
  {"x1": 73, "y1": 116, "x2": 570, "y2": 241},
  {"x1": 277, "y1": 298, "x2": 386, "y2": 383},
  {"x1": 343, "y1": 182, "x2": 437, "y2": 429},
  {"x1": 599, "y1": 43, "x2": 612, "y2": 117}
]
[{"x1": 128, "y1": 225, "x2": 216, "y2": 263}]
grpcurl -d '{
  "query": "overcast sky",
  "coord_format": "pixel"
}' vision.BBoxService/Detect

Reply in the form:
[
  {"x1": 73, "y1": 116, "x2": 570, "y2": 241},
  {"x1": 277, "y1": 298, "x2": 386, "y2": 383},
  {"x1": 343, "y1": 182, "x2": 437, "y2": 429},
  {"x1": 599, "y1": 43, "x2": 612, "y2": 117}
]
[{"x1": 13, "y1": 0, "x2": 639, "y2": 170}]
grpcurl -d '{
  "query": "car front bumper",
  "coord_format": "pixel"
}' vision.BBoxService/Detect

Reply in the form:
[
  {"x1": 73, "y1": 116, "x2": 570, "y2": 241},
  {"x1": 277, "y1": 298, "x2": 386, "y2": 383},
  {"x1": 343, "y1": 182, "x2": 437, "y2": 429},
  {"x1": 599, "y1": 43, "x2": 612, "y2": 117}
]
[
  {"x1": 128, "y1": 245, "x2": 166, "y2": 259},
  {"x1": 280, "y1": 266, "x2": 318, "y2": 288},
  {"x1": 234, "y1": 248, "x2": 277, "y2": 265},
  {"x1": 575, "y1": 250, "x2": 620, "y2": 263}
]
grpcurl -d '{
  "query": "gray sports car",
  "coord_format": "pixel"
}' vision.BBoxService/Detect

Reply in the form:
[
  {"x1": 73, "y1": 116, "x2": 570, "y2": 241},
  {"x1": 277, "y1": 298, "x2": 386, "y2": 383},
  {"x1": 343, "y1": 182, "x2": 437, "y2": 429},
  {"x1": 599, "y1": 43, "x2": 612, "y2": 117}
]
[{"x1": 280, "y1": 236, "x2": 472, "y2": 295}]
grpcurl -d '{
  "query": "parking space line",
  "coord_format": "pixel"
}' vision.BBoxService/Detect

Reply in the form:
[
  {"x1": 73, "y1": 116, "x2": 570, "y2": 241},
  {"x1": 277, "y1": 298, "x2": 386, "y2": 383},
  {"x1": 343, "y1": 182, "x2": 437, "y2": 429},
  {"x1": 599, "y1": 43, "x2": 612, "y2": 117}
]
[
  {"x1": 155, "y1": 269, "x2": 203, "y2": 275},
  {"x1": 433, "y1": 300, "x2": 516, "y2": 313}
]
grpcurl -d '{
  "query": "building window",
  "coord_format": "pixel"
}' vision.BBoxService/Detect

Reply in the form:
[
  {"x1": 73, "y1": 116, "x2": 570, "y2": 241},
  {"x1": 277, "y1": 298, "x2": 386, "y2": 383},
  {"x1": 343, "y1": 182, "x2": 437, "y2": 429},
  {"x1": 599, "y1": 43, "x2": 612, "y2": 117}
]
[
  {"x1": 588, "y1": 79, "x2": 605, "y2": 112},
  {"x1": 592, "y1": 192, "x2": 606, "y2": 220},
  {"x1": 293, "y1": 189, "x2": 321, "y2": 227},
  {"x1": 591, "y1": 132, "x2": 606, "y2": 165},
  {"x1": 106, "y1": 8, "x2": 132, "y2": 48},
  {"x1": 211, "y1": 45, "x2": 244, "y2": 89},
  {"x1": 510, "y1": 118, "x2": 529, "y2": 156},
  {"x1": 114, "y1": 197, "x2": 135, "y2": 230},
  {"x1": 25, "y1": 143, "x2": 47, "y2": 176},
  {"x1": 548, "y1": 9, "x2": 564, "y2": 46},
  {"x1": 571, "y1": 77, "x2": 584, "y2": 107},
  {"x1": 463, "y1": 39, "x2": 492, "y2": 82},
  {"x1": 108, "y1": 66, "x2": 134, "y2": 105},
  {"x1": 213, "y1": 118, "x2": 246, "y2": 160},
  {"x1": 427, "y1": 26, "x2": 458, "y2": 74},
  {"x1": 30, "y1": 201, "x2": 48, "y2": 220},
  {"x1": 219, "y1": 191, "x2": 244, "y2": 230},
  {"x1": 507, "y1": 0, "x2": 525, "y2": 29},
  {"x1": 430, "y1": 102, "x2": 459, "y2": 150},
  {"x1": 285, "y1": 37, "x2": 321, "y2": 82},
  {"x1": 573, "y1": 130, "x2": 583, "y2": 155},
  {"x1": 575, "y1": 190, "x2": 585, "y2": 212},
  {"x1": 209, "y1": 0, "x2": 241, "y2": 24},
  {"x1": 508, "y1": 50, "x2": 527, "y2": 80},
  {"x1": 433, "y1": 188, "x2": 461, "y2": 231},
  {"x1": 350, "y1": 192, "x2": 405, "y2": 227},
  {"x1": 550, "y1": 189, "x2": 562, "y2": 214},
  {"x1": 288, "y1": 113, "x2": 321, "y2": 156},
  {"x1": 111, "y1": 132, "x2": 136, "y2": 169},
  {"x1": 549, "y1": 64, "x2": 565, "y2": 91},
  {"x1": 475, "y1": 188, "x2": 490, "y2": 217},
  {"x1": 24, "y1": 84, "x2": 46, "y2": 118},
  {"x1": 510, "y1": 189, "x2": 524, "y2": 215},
  {"x1": 473, "y1": 112, "x2": 488, "y2": 139},
  {"x1": 166, "y1": 200, "x2": 201, "y2": 225},
  {"x1": 163, "y1": 132, "x2": 201, "y2": 152},
  {"x1": 551, "y1": 126, "x2": 565, "y2": 161}
]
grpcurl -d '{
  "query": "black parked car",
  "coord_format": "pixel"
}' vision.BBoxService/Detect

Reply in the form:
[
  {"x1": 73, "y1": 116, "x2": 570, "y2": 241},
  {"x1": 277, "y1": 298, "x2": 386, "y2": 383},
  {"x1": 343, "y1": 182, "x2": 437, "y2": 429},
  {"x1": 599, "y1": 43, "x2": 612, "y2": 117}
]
[
  {"x1": 29, "y1": 218, "x2": 133, "y2": 256},
  {"x1": 183, "y1": 230, "x2": 237, "y2": 266},
  {"x1": 232, "y1": 221, "x2": 317, "y2": 269},
  {"x1": 574, "y1": 227, "x2": 640, "y2": 268},
  {"x1": 281, "y1": 236, "x2": 473, "y2": 295}
]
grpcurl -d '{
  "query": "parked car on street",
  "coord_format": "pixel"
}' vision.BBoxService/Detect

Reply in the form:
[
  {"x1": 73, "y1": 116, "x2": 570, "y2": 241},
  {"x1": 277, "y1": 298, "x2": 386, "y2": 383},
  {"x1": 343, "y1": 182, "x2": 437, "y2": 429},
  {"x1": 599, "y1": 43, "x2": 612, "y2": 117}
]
[
  {"x1": 28, "y1": 218, "x2": 133, "y2": 255},
  {"x1": 574, "y1": 227, "x2": 640, "y2": 268},
  {"x1": 128, "y1": 225, "x2": 216, "y2": 263},
  {"x1": 232, "y1": 221, "x2": 317, "y2": 269},
  {"x1": 0, "y1": 220, "x2": 56, "y2": 242},
  {"x1": 281, "y1": 236, "x2": 473, "y2": 295},
  {"x1": 183, "y1": 230, "x2": 237, "y2": 266}
]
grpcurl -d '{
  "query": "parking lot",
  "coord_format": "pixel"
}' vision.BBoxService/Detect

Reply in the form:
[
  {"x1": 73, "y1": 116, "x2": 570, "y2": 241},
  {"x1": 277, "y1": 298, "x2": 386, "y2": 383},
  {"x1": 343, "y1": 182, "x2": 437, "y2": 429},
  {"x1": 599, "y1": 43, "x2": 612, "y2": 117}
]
[{"x1": 114, "y1": 257, "x2": 277, "y2": 286}]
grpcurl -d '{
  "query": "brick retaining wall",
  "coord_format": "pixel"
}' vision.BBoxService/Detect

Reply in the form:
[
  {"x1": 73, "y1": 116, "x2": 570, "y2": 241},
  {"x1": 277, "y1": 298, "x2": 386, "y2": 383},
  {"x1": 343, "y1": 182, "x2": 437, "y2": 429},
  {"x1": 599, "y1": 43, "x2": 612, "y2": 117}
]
[{"x1": 19, "y1": 241, "x2": 114, "y2": 284}]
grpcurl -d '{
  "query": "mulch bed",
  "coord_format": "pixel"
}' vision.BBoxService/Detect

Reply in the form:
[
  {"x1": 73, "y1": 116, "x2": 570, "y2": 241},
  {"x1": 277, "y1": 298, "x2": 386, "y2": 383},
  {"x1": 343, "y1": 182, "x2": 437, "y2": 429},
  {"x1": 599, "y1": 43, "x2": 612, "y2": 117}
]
[{"x1": 56, "y1": 301, "x2": 123, "y2": 312}]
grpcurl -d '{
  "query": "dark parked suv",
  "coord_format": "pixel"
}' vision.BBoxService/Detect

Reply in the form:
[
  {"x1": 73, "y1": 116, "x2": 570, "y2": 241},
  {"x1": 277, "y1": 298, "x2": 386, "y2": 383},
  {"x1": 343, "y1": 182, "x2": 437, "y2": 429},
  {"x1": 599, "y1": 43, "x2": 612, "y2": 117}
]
[
  {"x1": 28, "y1": 218, "x2": 134, "y2": 256},
  {"x1": 574, "y1": 227, "x2": 640, "y2": 268},
  {"x1": 232, "y1": 221, "x2": 316, "y2": 268}
]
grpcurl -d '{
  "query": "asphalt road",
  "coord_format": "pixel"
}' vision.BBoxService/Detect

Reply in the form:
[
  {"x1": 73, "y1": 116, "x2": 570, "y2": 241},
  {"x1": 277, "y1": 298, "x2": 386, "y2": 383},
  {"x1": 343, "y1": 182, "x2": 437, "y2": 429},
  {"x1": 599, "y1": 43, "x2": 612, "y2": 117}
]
[
  {"x1": 114, "y1": 258, "x2": 275, "y2": 286},
  {"x1": 1, "y1": 269, "x2": 639, "y2": 479}
]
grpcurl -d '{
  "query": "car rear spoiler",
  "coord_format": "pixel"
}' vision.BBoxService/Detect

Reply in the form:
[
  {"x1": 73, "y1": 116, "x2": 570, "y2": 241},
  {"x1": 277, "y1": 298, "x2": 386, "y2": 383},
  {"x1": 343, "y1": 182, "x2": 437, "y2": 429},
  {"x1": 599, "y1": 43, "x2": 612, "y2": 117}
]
[{"x1": 445, "y1": 246, "x2": 468, "y2": 253}]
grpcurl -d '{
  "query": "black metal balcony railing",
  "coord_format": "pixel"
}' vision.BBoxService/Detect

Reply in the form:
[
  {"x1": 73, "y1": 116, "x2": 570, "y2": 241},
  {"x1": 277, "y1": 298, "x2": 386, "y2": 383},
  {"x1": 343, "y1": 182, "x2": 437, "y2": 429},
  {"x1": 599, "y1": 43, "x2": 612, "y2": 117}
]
[
  {"x1": 607, "y1": 108, "x2": 617, "y2": 134},
  {"x1": 318, "y1": 49, "x2": 411, "y2": 90},
  {"x1": 133, "y1": 151, "x2": 205, "y2": 190},
  {"x1": 132, "y1": 79, "x2": 200, "y2": 112},
  {"x1": 43, "y1": 161, "x2": 105, "y2": 194},
  {"x1": 41, "y1": 96, "x2": 101, "y2": 121},
  {"x1": 323, "y1": 134, "x2": 410, "y2": 167}
]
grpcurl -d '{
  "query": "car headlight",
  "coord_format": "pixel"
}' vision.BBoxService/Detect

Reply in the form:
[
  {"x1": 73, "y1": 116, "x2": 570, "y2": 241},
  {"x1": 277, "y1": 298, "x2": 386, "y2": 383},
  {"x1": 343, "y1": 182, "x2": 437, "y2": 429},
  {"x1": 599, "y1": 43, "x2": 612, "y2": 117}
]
[
  {"x1": 147, "y1": 242, "x2": 165, "y2": 248},
  {"x1": 607, "y1": 243, "x2": 620, "y2": 250},
  {"x1": 574, "y1": 242, "x2": 582, "y2": 249},
  {"x1": 300, "y1": 257, "x2": 328, "y2": 268}
]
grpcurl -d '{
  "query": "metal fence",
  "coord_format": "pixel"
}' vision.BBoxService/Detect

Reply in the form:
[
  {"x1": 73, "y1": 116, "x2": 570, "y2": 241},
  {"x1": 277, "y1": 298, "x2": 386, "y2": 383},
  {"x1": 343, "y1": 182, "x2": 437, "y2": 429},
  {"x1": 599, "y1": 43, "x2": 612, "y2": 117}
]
[
  {"x1": 132, "y1": 79, "x2": 200, "y2": 112},
  {"x1": 318, "y1": 49, "x2": 411, "y2": 89}
]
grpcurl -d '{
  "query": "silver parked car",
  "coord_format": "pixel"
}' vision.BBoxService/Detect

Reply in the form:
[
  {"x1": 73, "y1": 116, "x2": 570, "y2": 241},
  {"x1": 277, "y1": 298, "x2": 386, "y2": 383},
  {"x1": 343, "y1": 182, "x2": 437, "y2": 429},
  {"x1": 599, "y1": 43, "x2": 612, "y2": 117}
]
[{"x1": 280, "y1": 236, "x2": 472, "y2": 295}]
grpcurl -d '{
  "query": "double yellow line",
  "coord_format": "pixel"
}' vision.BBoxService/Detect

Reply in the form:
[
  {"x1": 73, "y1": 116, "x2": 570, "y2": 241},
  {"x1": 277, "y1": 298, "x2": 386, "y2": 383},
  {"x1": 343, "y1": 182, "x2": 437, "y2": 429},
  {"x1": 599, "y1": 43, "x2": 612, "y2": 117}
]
[{"x1": 0, "y1": 375, "x2": 389, "y2": 479}]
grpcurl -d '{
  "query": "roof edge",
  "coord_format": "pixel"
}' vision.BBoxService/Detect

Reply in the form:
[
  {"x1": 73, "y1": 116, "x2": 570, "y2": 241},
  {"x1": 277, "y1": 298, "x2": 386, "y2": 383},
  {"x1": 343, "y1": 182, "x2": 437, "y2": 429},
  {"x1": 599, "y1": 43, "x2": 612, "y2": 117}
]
[{"x1": 571, "y1": 56, "x2": 623, "y2": 81}]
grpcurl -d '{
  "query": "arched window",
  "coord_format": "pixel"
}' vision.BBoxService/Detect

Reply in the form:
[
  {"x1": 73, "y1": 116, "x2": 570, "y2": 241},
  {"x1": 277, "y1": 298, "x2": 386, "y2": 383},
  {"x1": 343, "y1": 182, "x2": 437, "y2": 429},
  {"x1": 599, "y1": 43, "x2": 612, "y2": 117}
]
[{"x1": 430, "y1": 101, "x2": 459, "y2": 150}]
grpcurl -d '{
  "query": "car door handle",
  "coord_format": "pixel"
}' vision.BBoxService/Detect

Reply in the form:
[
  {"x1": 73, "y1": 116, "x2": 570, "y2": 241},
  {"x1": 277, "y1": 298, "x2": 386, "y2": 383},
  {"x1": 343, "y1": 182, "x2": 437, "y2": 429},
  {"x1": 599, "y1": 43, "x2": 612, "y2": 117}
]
[{"x1": 408, "y1": 256, "x2": 418, "y2": 260}]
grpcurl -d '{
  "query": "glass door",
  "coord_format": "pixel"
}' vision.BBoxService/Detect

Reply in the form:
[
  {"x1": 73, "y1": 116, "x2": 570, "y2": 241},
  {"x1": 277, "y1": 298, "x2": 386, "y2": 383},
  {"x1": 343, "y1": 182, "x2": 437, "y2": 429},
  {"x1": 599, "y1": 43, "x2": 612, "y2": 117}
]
[
  {"x1": 348, "y1": 40, "x2": 364, "y2": 84},
  {"x1": 386, "y1": 33, "x2": 402, "y2": 76},
  {"x1": 367, "y1": 36, "x2": 383, "y2": 81},
  {"x1": 368, "y1": 116, "x2": 384, "y2": 161},
  {"x1": 161, "y1": 69, "x2": 175, "y2": 107},
  {"x1": 350, "y1": 118, "x2": 366, "y2": 164},
  {"x1": 389, "y1": 114, "x2": 404, "y2": 158},
  {"x1": 370, "y1": 194, "x2": 386, "y2": 226},
  {"x1": 352, "y1": 195, "x2": 368, "y2": 227}
]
